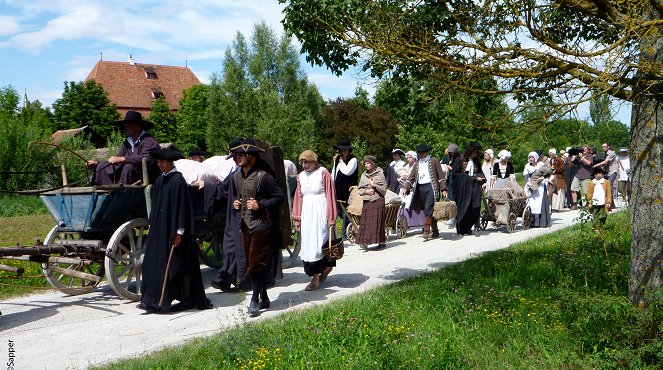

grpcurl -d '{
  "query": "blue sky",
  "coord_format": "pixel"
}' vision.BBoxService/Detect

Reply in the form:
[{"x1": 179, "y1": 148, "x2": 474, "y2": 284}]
[{"x1": 0, "y1": 0, "x2": 631, "y2": 124}]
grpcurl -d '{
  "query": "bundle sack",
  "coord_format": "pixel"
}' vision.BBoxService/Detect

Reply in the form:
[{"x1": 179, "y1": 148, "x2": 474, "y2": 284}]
[{"x1": 433, "y1": 200, "x2": 457, "y2": 221}]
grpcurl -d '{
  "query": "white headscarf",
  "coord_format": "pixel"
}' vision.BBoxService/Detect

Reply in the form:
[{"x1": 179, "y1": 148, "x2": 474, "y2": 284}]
[
  {"x1": 405, "y1": 150, "x2": 417, "y2": 159},
  {"x1": 528, "y1": 151, "x2": 539, "y2": 162},
  {"x1": 498, "y1": 150, "x2": 511, "y2": 161}
]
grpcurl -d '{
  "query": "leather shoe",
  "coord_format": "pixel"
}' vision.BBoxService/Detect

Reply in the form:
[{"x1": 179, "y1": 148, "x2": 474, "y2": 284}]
[
  {"x1": 170, "y1": 302, "x2": 194, "y2": 312},
  {"x1": 248, "y1": 300, "x2": 260, "y2": 317},
  {"x1": 259, "y1": 298, "x2": 270, "y2": 309},
  {"x1": 210, "y1": 280, "x2": 234, "y2": 292},
  {"x1": 136, "y1": 303, "x2": 158, "y2": 313},
  {"x1": 305, "y1": 282, "x2": 320, "y2": 291}
]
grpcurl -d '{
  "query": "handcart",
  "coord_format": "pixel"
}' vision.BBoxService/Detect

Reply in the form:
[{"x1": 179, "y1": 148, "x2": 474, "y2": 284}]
[
  {"x1": 394, "y1": 206, "x2": 425, "y2": 238},
  {"x1": 480, "y1": 183, "x2": 532, "y2": 233},
  {"x1": 339, "y1": 186, "x2": 403, "y2": 244}
]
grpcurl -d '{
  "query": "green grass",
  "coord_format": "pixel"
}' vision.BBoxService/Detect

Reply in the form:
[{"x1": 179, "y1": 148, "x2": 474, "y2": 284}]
[
  {"x1": 0, "y1": 213, "x2": 56, "y2": 298},
  {"x1": 0, "y1": 195, "x2": 48, "y2": 217},
  {"x1": 93, "y1": 211, "x2": 663, "y2": 369}
]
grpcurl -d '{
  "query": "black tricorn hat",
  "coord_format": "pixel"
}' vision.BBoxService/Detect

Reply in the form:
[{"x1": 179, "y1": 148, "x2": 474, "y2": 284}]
[
  {"x1": 188, "y1": 149, "x2": 206, "y2": 157},
  {"x1": 115, "y1": 110, "x2": 154, "y2": 130},
  {"x1": 150, "y1": 148, "x2": 184, "y2": 161},
  {"x1": 229, "y1": 139, "x2": 266, "y2": 155},
  {"x1": 333, "y1": 139, "x2": 353, "y2": 151},
  {"x1": 415, "y1": 144, "x2": 433, "y2": 153},
  {"x1": 392, "y1": 148, "x2": 405, "y2": 157}
]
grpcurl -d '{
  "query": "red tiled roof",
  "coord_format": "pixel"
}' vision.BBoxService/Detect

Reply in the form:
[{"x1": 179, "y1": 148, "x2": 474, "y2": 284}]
[{"x1": 85, "y1": 60, "x2": 201, "y2": 115}]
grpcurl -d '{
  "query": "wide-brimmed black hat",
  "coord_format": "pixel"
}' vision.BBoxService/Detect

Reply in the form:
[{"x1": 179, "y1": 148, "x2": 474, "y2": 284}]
[
  {"x1": 416, "y1": 144, "x2": 433, "y2": 153},
  {"x1": 333, "y1": 139, "x2": 353, "y2": 151},
  {"x1": 188, "y1": 149, "x2": 206, "y2": 157},
  {"x1": 150, "y1": 148, "x2": 184, "y2": 161},
  {"x1": 229, "y1": 139, "x2": 265, "y2": 155},
  {"x1": 392, "y1": 148, "x2": 405, "y2": 157},
  {"x1": 592, "y1": 166, "x2": 606, "y2": 175},
  {"x1": 115, "y1": 110, "x2": 154, "y2": 130}
]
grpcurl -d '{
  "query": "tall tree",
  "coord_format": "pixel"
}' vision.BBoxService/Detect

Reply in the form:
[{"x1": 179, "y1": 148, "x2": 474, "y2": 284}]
[
  {"x1": 589, "y1": 92, "x2": 613, "y2": 127},
  {"x1": 280, "y1": 0, "x2": 660, "y2": 305},
  {"x1": 176, "y1": 85, "x2": 209, "y2": 154},
  {"x1": 206, "y1": 21, "x2": 322, "y2": 160},
  {"x1": 148, "y1": 97, "x2": 177, "y2": 144},
  {"x1": 51, "y1": 80, "x2": 119, "y2": 139}
]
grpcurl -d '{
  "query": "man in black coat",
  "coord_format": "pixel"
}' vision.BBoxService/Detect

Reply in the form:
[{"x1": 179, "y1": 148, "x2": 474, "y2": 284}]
[
  {"x1": 229, "y1": 140, "x2": 285, "y2": 317},
  {"x1": 138, "y1": 148, "x2": 212, "y2": 313},
  {"x1": 87, "y1": 111, "x2": 160, "y2": 185}
]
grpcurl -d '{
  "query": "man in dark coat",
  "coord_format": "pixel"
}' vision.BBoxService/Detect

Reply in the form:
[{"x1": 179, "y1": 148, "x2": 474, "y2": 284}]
[
  {"x1": 138, "y1": 148, "x2": 212, "y2": 313},
  {"x1": 332, "y1": 139, "x2": 359, "y2": 239},
  {"x1": 196, "y1": 139, "x2": 251, "y2": 292},
  {"x1": 229, "y1": 140, "x2": 285, "y2": 317},
  {"x1": 87, "y1": 111, "x2": 160, "y2": 185}
]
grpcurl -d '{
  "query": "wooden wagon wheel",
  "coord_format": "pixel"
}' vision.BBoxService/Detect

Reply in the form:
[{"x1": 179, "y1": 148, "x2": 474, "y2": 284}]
[
  {"x1": 41, "y1": 226, "x2": 104, "y2": 296},
  {"x1": 281, "y1": 227, "x2": 301, "y2": 269},
  {"x1": 346, "y1": 223, "x2": 358, "y2": 244},
  {"x1": 480, "y1": 211, "x2": 489, "y2": 230},
  {"x1": 196, "y1": 229, "x2": 224, "y2": 269},
  {"x1": 506, "y1": 213, "x2": 517, "y2": 233},
  {"x1": 522, "y1": 206, "x2": 533, "y2": 230},
  {"x1": 104, "y1": 218, "x2": 149, "y2": 301},
  {"x1": 396, "y1": 214, "x2": 408, "y2": 238}
]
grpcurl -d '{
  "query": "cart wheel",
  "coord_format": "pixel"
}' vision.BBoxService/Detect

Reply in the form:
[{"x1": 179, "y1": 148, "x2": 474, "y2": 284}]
[
  {"x1": 346, "y1": 224, "x2": 358, "y2": 244},
  {"x1": 104, "y1": 218, "x2": 149, "y2": 301},
  {"x1": 197, "y1": 230, "x2": 224, "y2": 269},
  {"x1": 480, "y1": 211, "x2": 489, "y2": 230},
  {"x1": 42, "y1": 226, "x2": 104, "y2": 295},
  {"x1": 281, "y1": 228, "x2": 301, "y2": 269},
  {"x1": 507, "y1": 213, "x2": 517, "y2": 233},
  {"x1": 396, "y1": 215, "x2": 408, "y2": 238},
  {"x1": 522, "y1": 207, "x2": 532, "y2": 230}
]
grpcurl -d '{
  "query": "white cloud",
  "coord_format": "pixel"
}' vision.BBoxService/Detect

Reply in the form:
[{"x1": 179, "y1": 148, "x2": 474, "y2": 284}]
[{"x1": 0, "y1": 15, "x2": 20, "y2": 35}]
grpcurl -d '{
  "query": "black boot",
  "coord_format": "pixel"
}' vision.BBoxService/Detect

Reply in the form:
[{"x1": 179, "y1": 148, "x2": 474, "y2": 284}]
[{"x1": 431, "y1": 219, "x2": 439, "y2": 238}]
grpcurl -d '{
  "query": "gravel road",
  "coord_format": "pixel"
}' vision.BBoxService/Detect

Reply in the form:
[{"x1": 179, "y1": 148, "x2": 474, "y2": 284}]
[{"x1": 0, "y1": 210, "x2": 581, "y2": 370}]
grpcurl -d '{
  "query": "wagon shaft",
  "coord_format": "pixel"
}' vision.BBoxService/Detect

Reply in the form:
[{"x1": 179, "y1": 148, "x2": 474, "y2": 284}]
[{"x1": 0, "y1": 245, "x2": 68, "y2": 257}]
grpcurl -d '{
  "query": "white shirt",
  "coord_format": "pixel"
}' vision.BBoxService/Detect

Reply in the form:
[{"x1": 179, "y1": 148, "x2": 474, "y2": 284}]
[
  {"x1": 417, "y1": 156, "x2": 432, "y2": 184},
  {"x1": 592, "y1": 178, "x2": 606, "y2": 206},
  {"x1": 126, "y1": 131, "x2": 148, "y2": 152},
  {"x1": 332, "y1": 156, "x2": 358, "y2": 179},
  {"x1": 617, "y1": 155, "x2": 630, "y2": 181}
]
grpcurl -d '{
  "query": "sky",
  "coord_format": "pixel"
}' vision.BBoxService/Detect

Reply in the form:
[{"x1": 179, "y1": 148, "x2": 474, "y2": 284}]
[{"x1": 0, "y1": 0, "x2": 631, "y2": 125}]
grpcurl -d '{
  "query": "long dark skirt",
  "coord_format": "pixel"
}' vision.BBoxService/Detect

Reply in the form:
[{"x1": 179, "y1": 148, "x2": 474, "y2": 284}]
[
  {"x1": 303, "y1": 258, "x2": 337, "y2": 277},
  {"x1": 530, "y1": 186, "x2": 552, "y2": 228},
  {"x1": 357, "y1": 197, "x2": 386, "y2": 245}
]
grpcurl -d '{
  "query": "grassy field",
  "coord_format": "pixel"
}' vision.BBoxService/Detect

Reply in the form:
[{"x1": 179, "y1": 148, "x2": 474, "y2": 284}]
[
  {"x1": 92, "y1": 211, "x2": 663, "y2": 369},
  {"x1": 0, "y1": 213, "x2": 56, "y2": 298}
]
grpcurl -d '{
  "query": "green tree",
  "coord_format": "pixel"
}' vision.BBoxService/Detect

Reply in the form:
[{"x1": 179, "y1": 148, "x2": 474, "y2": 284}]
[
  {"x1": 51, "y1": 80, "x2": 119, "y2": 139},
  {"x1": 0, "y1": 86, "x2": 53, "y2": 191},
  {"x1": 206, "y1": 22, "x2": 323, "y2": 160},
  {"x1": 280, "y1": 0, "x2": 662, "y2": 305},
  {"x1": 317, "y1": 98, "x2": 399, "y2": 166},
  {"x1": 148, "y1": 97, "x2": 177, "y2": 144},
  {"x1": 589, "y1": 92, "x2": 613, "y2": 127},
  {"x1": 176, "y1": 85, "x2": 209, "y2": 154}
]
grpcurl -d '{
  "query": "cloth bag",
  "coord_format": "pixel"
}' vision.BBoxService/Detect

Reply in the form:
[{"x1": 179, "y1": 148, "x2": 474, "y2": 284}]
[
  {"x1": 322, "y1": 225, "x2": 344, "y2": 261},
  {"x1": 433, "y1": 200, "x2": 457, "y2": 221}
]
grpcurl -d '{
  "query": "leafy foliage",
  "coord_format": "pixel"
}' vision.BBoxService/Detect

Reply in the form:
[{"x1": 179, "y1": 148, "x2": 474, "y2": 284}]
[
  {"x1": 175, "y1": 85, "x2": 209, "y2": 154},
  {"x1": 148, "y1": 97, "x2": 177, "y2": 144},
  {"x1": 51, "y1": 80, "x2": 120, "y2": 139},
  {"x1": 206, "y1": 22, "x2": 323, "y2": 160}
]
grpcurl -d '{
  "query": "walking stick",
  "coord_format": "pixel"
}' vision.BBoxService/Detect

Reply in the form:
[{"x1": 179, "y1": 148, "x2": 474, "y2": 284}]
[{"x1": 159, "y1": 244, "x2": 176, "y2": 310}]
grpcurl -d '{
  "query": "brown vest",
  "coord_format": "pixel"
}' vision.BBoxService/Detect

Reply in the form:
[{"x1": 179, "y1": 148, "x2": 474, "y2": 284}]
[{"x1": 234, "y1": 169, "x2": 267, "y2": 230}]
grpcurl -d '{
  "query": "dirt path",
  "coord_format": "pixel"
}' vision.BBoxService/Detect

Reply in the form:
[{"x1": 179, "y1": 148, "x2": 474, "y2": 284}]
[{"x1": 0, "y1": 210, "x2": 581, "y2": 370}]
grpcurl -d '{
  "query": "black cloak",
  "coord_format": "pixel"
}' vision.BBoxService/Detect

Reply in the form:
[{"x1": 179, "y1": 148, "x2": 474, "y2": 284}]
[
  {"x1": 141, "y1": 171, "x2": 210, "y2": 310},
  {"x1": 452, "y1": 156, "x2": 486, "y2": 235}
]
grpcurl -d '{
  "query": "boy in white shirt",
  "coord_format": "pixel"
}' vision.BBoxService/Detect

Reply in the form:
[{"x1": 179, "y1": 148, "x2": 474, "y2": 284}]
[{"x1": 587, "y1": 167, "x2": 612, "y2": 230}]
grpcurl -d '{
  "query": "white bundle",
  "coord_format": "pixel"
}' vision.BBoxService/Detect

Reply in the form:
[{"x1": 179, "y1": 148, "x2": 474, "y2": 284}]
[
  {"x1": 174, "y1": 159, "x2": 206, "y2": 184},
  {"x1": 201, "y1": 155, "x2": 235, "y2": 183}
]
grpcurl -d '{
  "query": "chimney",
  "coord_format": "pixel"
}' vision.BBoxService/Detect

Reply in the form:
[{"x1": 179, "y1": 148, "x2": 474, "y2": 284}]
[{"x1": 128, "y1": 54, "x2": 135, "y2": 65}]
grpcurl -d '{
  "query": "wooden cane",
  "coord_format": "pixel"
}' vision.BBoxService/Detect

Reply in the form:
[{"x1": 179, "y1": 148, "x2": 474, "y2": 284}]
[{"x1": 159, "y1": 244, "x2": 176, "y2": 309}]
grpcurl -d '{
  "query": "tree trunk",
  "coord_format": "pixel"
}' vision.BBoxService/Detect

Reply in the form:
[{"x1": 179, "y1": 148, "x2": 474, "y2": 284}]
[{"x1": 629, "y1": 7, "x2": 663, "y2": 304}]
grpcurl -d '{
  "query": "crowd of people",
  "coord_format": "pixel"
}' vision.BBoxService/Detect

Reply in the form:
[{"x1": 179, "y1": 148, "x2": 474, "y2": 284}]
[{"x1": 89, "y1": 113, "x2": 631, "y2": 317}]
